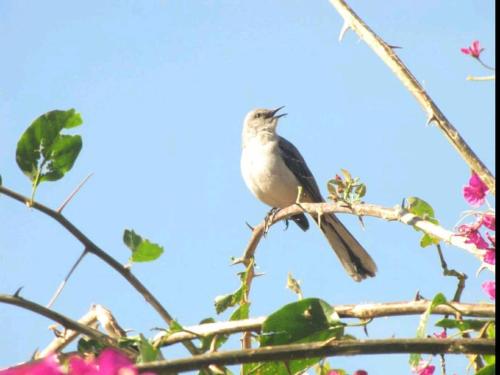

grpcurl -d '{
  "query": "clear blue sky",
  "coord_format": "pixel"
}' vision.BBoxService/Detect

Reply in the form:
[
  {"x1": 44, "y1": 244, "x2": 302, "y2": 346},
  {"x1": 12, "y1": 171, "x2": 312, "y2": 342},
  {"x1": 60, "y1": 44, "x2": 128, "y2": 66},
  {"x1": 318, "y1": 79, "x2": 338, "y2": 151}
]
[{"x1": 0, "y1": 1, "x2": 495, "y2": 373}]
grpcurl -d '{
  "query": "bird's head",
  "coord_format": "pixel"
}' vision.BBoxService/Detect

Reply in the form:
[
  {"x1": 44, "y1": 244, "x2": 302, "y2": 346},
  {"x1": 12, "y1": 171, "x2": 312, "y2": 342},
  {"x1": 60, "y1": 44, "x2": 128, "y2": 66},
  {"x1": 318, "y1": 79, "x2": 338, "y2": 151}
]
[{"x1": 243, "y1": 106, "x2": 287, "y2": 134}]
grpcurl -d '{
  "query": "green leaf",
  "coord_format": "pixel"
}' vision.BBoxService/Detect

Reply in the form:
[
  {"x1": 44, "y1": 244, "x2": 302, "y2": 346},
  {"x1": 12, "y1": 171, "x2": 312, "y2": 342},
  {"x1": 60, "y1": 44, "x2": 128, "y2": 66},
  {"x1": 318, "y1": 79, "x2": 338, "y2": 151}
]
[
  {"x1": 407, "y1": 197, "x2": 436, "y2": 219},
  {"x1": 286, "y1": 272, "x2": 303, "y2": 299},
  {"x1": 420, "y1": 233, "x2": 440, "y2": 248},
  {"x1": 214, "y1": 284, "x2": 245, "y2": 314},
  {"x1": 435, "y1": 318, "x2": 490, "y2": 332},
  {"x1": 487, "y1": 322, "x2": 495, "y2": 339},
  {"x1": 16, "y1": 109, "x2": 83, "y2": 191},
  {"x1": 119, "y1": 335, "x2": 161, "y2": 363},
  {"x1": 410, "y1": 293, "x2": 447, "y2": 367},
  {"x1": 77, "y1": 337, "x2": 105, "y2": 356},
  {"x1": 230, "y1": 303, "x2": 250, "y2": 321},
  {"x1": 39, "y1": 134, "x2": 82, "y2": 183},
  {"x1": 260, "y1": 298, "x2": 344, "y2": 347},
  {"x1": 165, "y1": 319, "x2": 184, "y2": 335},
  {"x1": 475, "y1": 364, "x2": 495, "y2": 375},
  {"x1": 406, "y1": 197, "x2": 440, "y2": 247},
  {"x1": 197, "y1": 317, "x2": 229, "y2": 353},
  {"x1": 340, "y1": 168, "x2": 352, "y2": 182},
  {"x1": 123, "y1": 229, "x2": 164, "y2": 263},
  {"x1": 355, "y1": 183, "x2": 367, "y2": 198},
  {"x1": 484, "y1": 354, "x2": 496, "y2": 366}
]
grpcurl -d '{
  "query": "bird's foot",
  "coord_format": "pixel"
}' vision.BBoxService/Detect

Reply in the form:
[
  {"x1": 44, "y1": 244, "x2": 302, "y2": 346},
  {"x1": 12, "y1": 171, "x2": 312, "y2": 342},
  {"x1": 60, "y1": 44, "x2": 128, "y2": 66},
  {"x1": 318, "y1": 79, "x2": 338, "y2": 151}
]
[{"x1": 264, "y1": 207, "x2": 280, "y2": 236}]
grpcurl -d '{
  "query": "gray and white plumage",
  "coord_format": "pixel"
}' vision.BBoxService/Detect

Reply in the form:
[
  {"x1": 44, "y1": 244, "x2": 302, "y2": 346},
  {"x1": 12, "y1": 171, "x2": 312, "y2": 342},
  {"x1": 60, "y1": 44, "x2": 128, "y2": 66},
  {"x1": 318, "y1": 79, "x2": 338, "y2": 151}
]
[{"x1": 241, "y1": 107, "x2": 377, "y2": 281}]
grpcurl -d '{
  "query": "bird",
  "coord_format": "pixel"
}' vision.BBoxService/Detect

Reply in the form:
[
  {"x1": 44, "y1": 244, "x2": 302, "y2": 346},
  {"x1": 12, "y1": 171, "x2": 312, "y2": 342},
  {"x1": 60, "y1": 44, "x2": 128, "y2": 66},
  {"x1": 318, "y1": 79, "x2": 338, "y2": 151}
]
[{"x1": 240, "y1": 106, "x2": 377, "y2": 281}]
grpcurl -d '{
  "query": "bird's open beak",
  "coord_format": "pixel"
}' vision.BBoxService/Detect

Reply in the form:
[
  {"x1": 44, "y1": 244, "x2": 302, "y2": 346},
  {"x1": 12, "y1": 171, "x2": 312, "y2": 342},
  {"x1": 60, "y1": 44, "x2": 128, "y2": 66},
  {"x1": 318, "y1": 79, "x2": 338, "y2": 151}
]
[{"x1": 270, "y1": 106, "x2": 287, "y2": 119}]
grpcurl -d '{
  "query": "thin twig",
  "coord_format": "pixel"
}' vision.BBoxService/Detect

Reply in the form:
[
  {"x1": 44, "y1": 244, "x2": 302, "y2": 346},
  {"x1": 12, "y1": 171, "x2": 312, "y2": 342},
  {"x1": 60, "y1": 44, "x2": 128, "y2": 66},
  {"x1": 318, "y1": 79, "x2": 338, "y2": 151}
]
[
  {"x1": 57, "y1": 173, "x2": 94, "y2": 213},
  {"x1": 138, "y1": 338, "x2": 495, "y2": 374},
  {"x1": 328, "y1": 0, "x2": 495, "y2": 194},
  {"x1": 0, "y1": 185, "x2": 199, "y2": 355},
  {"x1": 47, "y1": 249, "x2": 88, "y2": 308},
  {"x1": 435, "y1": 244, "x2": 467, "y2": 303},
  {"x1": 466, "y1": 75, "x2": 495, "y2": 81}
]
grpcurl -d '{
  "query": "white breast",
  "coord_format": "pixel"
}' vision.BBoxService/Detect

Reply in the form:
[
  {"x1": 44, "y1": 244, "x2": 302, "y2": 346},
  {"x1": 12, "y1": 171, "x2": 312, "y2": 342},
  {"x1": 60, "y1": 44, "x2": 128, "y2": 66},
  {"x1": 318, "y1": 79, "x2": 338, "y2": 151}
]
[{"x1": 241, "y1": 134, "x2": 300, "y2": 208}]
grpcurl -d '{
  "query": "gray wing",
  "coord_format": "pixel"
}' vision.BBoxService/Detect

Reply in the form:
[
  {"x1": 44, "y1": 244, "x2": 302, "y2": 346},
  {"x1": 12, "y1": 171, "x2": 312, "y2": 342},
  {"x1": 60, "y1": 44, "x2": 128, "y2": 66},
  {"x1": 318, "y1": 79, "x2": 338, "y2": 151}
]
[{"x1": 278, "y1": 136, "x2": 324, "y2": 202}]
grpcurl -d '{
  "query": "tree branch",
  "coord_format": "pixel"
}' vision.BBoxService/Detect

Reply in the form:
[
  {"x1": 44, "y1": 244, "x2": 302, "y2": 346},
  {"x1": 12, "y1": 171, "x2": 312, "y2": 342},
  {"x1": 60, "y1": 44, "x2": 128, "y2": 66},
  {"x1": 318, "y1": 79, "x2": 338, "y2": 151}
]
[
  {"x1": 154, "y1": 300, "x2": 494, "y2": 347},
  {"x1": 328, "y1": 0, "x2": 495, "y2": 195},
  {"x1": 0, "y1": 185, "x2": 199, "y2": 355},
  {"x1": 138, "y1": 338, "x2": 495, "y2": 374},
  {"x1": 36, "y1": 307, "x2": 98, "y2": 358},
  {"x1": 466, "y1": 75, "x2": 495, "y2": 81},
  {"x1": 0, "y1": 294, "x2": 134, "y2": 356},
  {"x1": 242, "y1": 201, "x2": 493, "y2": 268}
]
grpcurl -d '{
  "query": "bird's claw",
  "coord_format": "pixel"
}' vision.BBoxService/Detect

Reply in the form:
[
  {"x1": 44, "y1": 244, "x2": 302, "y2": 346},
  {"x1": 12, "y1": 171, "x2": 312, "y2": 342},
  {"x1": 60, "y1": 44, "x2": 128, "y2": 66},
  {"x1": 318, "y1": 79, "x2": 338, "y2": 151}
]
[{"x1": 264, "y1": 207, "x2": 280, "y2": 236}]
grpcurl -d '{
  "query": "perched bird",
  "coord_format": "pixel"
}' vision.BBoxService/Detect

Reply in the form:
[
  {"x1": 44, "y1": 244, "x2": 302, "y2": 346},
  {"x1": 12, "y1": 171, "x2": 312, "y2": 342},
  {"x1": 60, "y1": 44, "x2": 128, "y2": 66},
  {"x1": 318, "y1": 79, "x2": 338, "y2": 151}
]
[{"x1": 240, "y1": 107, "x2": 377, "y2": 281}]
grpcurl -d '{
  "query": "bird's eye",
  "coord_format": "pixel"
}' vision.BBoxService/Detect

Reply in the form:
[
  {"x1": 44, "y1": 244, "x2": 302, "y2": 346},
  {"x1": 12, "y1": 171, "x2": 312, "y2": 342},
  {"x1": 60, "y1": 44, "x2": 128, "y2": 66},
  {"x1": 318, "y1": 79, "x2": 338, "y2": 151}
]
[{"x1": 255, "y1": 113, "x2": 262, "y2": 118}]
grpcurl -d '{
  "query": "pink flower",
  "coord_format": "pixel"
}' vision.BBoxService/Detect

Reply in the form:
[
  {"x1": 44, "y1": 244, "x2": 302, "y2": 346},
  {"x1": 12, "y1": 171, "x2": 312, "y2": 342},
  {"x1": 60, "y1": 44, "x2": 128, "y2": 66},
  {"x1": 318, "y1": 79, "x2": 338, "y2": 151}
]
[
  {"x1": 433, "y1": 330, "x2": 447, "y2": 339},
  {"x1": 486, "y1": 233, "x2": 495, "y2": 247},
  {"x1": 483, "y1": 250, "x2": 495, "y2": 265},
  {"x1": 69, "y1": 349, "x2": 139, "y2": 375},
  {"x1": 0, "y1": 355, "x2": 62, "y2": 375},
  {"x1": 412, "y1": 361, "x2": 435, "y2": 375},
  {"x1": 457, "y1": 224, "x2": 489, "y2": 249},
  {"x1": 482, "y1": 214, "x2": 496, "y2": 231},
  {"x1": 463, "y1": 172, "x2": 488, "y2": 207},
  {"x1": 482, "y1": 280, "x2": 495, "y2": 300},
  {"x1": 354, "y1": 371, "x2": 368, "y2": 375},
  {"x1": 327, "y1": 371, "x2": 342, "y2": 375},
  {"x1": 461, "y1": 40, "x2": 484, "y2": 58},
  {"x1": 69, "y1": 356, "x2": 98, "y2": 375}
]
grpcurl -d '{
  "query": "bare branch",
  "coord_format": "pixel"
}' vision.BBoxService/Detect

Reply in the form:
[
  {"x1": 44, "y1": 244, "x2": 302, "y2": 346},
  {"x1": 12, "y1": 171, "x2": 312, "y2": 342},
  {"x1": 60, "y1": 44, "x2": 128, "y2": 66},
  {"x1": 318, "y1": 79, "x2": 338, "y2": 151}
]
[
  {"x1": 37, "y1": 306, "x2": 98, "y2": 358},
  {"x1": 466, "y1": 75, "x2": 495, "y2": 81},
  {"x1": 0, "y1": 294, "x2": 135, "y2": 356},
  {"x1": 153, "y1": 300, "x2": 494, "y2": 347},
  {"x1": 243, "y1": 201, "x2": 493, "y2": 268},
  {"x1": 329, "y1": 0, "x2": 495, "y2": 194},
  {"x1": 138, "y1": 338, "x2": 495, "y2": 374},
  {"x1": 0, "y1": 185, "x2": 199, "y2": 355}
]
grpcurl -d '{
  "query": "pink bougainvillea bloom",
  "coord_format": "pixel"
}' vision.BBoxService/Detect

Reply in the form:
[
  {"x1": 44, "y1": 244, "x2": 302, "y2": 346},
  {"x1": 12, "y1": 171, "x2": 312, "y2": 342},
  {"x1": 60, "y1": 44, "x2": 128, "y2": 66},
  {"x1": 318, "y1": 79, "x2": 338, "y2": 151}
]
[
  {"x1": 463, "y1": 173, "x2": 489, "y2": 207},
  {"x1": 482, "y1": 280, "x2": 495, "y2": 300},
  {"x1": 461, "y1": 40, "x2": 484, "y2": 58},
  {"x1": 433, "y1": 330, "x2": 447, "y2": 339},
  {"x1": 482, "y1": 214, "x2": 496, "y2": 231},
  {"x1": 95, "y1": 349, "x2": 137, "y2": 375},
  {"x1": 457, "y1": 224, "x2": 489, "y2": 249},
  {"x1": 0, "y1": 355, "x2": 62, "y2": 375},
  {"x1": 69, "y1": 349, "x2": 156, "y2": 375},
  {"x1": 486, "y1": 233, "x2": 495, "y2": 247},
  {"x1": 69, "y1": 355, "x2": 99, "y2": 375},
  {"x1": 326, "y1": 371, "x2": 341, "y2": 375},
  {"x1": 412, "y1": 361, "x2": 436, "y2": 375},
  {"x1": 354, "y1": 370, "x2": 368, "y2": 375},
  {"x1": 483, "y1": 250, "x2": 495, "y2": 265}
]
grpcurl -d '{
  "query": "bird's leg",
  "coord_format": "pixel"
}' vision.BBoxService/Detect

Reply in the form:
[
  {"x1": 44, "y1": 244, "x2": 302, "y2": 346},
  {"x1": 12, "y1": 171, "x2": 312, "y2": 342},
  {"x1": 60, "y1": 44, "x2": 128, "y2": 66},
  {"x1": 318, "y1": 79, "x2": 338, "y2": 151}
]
[
  {"x1": 294, "y1": 185, "x2": 307, "y2": 213},
  {"x1": 264, "y1": 207, "x2": 280, "y2": 236}
]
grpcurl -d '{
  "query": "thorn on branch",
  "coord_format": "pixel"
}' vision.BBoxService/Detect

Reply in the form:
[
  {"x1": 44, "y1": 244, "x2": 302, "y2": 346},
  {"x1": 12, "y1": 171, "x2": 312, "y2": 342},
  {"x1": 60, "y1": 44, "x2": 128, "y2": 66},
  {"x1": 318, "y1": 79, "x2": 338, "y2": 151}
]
[
  {"x1": 426, "y1": 114, "x2": 437, "y2": 127},
  {"x1": 14, "y1": 287, "x2": 24, "y2": 297},
  {"x1": 338, "y1": 20, "x2": 352, "y2": 42},
  {"x1": 57, "y1": 173, "x2": 94, "y2": 213}
]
